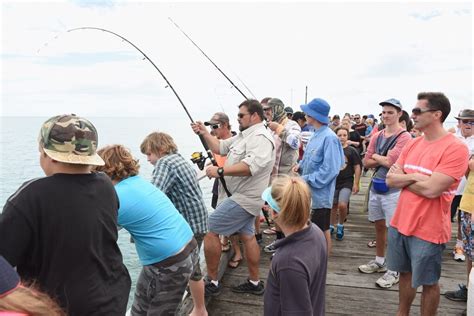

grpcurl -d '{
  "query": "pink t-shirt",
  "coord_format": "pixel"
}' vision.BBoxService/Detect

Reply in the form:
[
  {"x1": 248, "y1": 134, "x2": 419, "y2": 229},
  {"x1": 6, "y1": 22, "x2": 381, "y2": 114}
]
[
  {"x1": 390, "y1": 133, "x2": 469, "y2": 243},
  {"x1": 364, "y1": 128, "x2": 411, "y2": 165}
]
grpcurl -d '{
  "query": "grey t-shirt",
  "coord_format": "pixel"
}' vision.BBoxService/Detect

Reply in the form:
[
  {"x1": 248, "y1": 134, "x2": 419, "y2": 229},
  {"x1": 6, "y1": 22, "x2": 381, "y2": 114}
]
[{"x1": 264, "y1": 223, "x2": 327, "y2": 316}]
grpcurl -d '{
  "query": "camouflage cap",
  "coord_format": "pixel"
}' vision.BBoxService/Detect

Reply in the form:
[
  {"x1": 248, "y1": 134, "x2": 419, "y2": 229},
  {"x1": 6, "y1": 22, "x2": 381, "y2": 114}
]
[{"x1": 39, "y1": 114, "x2": 105, "y2": 166}]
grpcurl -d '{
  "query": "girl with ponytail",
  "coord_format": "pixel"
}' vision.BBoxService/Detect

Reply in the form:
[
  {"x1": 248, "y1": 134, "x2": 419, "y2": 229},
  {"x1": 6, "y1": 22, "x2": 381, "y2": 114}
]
[{"x1": 262, "y1": 176, "x2": 327, "y2": 316}]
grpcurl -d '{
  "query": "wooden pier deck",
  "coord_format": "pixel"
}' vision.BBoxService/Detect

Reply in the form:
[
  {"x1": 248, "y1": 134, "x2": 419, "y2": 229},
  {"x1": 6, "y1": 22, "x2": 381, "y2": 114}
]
[{"x1": 203, "y1": 176, "x2": 468, "y2": 316}]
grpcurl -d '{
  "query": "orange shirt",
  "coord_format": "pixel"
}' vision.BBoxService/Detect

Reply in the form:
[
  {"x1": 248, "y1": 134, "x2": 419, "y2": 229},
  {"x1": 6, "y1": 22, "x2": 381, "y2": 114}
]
[
  {"x1": 214, "y1": 153, "x2": 227, "y2": 167},
  {"x1": 390, "y1": 133, "x2": 469, "y2": 244}
]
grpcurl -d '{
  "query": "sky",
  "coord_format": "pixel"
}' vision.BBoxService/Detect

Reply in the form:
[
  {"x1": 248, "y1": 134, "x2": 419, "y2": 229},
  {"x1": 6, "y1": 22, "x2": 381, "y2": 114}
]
[{"x1": 1, "y1": 1, "x2": 472, "y2": 122}]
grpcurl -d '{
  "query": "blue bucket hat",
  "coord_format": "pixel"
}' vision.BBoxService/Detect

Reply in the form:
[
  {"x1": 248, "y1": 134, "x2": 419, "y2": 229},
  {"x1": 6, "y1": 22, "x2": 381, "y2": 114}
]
[
  {"x1": 261, "y1": 187, "x2": 281, "y2": 213},
  {"x1": 300, "y1": 98, "x2": 330, "y2": 125},
  {"x1": 379, "y1": 98, "x2": 402, "y2": 110}
]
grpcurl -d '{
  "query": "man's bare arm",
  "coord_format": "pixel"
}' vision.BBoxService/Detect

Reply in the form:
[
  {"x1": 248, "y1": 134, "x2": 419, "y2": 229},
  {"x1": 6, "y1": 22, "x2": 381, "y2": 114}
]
[{"x1": 407, "y1": 172, "x2": 456, "y2": 199}]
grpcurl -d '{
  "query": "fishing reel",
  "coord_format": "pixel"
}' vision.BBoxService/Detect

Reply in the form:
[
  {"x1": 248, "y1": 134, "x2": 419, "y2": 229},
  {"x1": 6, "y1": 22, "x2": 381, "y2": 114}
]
[{"x1": 190, "y1": 152, "x2": 207, "y2": 170}]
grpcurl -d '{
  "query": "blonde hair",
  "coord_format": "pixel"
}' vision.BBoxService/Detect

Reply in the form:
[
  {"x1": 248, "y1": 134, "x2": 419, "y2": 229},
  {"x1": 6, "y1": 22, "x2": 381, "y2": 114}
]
[
  {"x1": 0, "y1": 285, "x2": 65, "y2": 316},
  {"x1": 94, "y1": 145, "x2": 140, "y2": 181},
  {"x1": 271, "y1": 175, "x2": 311, "y2": 228},
  {"x1": 140, "y1": 132, "x2": 178, "y2": 156}
]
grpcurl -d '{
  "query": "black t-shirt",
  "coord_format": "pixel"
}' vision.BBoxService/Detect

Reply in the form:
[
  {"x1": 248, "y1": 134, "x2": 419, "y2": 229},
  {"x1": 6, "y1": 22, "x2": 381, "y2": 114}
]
[
  {"x1": 349, "y1": 130, "x2": 362, "y2": 153},
  {"x1": 352, "y1": 123, "x2": 367, "y2": 138},
  {"x1": 0, "y1": 173, "x2": 131, "y2": 316},
  {"x1": 336, "y1": 146, "x2": 362, "y2": 189}
]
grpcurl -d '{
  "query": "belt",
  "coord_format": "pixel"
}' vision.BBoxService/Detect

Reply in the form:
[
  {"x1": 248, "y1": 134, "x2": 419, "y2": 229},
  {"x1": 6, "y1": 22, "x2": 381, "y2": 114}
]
[{"x1": 152, "y1": 238, "x2": 197, "y2": 268}]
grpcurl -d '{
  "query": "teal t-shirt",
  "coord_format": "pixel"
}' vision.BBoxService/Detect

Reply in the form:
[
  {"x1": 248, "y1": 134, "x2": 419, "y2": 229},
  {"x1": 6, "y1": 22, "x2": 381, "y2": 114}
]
[{"x1": 115, "y1": 176, "x2": 193, "y2": 265}]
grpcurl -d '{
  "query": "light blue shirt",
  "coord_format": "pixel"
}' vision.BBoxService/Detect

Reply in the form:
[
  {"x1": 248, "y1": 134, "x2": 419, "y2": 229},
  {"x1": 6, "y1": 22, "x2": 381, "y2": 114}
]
[
  {"x1": 299, "y1": 125, "x2": 345, "y2": 209},
  {"x1": 115, "y1": 176, "x2": 193, "y2": 266}
]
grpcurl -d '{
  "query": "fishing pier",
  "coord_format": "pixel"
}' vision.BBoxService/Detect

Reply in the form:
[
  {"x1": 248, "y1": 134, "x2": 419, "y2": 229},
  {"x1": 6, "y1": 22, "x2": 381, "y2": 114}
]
[{"x1": 178, "y1": 176, "x2": 467, "y2": 315}]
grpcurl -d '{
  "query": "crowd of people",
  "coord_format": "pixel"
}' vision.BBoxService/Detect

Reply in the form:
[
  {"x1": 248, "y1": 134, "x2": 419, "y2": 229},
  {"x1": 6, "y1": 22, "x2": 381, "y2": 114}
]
[{"x1": 0, "y1": 92, "x2": 472, "y2": 316}]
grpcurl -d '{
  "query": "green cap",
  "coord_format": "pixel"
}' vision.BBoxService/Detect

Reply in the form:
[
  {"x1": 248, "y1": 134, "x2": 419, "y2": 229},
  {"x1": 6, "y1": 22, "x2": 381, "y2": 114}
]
[{"x1": 39, "y1": 114, "x2": 104, "y2": 166}]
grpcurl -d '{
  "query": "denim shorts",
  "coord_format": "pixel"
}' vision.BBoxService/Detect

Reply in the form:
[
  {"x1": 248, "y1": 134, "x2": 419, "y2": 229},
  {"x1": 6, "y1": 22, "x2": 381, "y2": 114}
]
[
  {"x1": 387, "y1": 227, "x2": 445, "y2": 288},
  {"x1": 368, "y1": 190, "x2": 400, "y2": 227},
  {"x1": 209, "y1": 198, "x2": 255, "y2": 236},
  {"x1": 461, "y1": 211, "x2": 474, "y2": 261},
  {"x1": 333, "y1": 187, "x2": 352, "y2": 204}
]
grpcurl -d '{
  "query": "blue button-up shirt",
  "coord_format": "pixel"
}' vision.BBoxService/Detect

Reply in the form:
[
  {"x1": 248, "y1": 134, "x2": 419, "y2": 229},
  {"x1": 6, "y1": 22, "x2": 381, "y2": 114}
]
[{"x1": 300, "y1": 125, "x2": 345, "y2": 209}]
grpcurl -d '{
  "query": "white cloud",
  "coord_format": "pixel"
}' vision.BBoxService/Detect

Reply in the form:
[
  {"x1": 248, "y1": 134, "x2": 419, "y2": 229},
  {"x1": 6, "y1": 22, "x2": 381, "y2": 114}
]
[{"x1": 1, "y1": 1, "x2": 472, "y2": 120}]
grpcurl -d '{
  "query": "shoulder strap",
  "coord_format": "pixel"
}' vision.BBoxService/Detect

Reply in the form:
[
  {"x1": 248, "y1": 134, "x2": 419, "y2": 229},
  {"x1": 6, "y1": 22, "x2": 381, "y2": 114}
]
[
  {"x1": 373, "y1": 130, "x2": 408, "y2": 175},
  {"x1": 381, "y1": 130, "x2": 407, "y2": 156}
]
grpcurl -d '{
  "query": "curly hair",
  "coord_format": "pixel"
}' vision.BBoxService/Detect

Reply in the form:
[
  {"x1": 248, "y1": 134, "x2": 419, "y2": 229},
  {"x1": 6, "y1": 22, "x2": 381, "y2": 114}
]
[
  {"x1": 94, "y1": 145, "x2": 140, "y2": 181},
  {"x1": 0, "y1": 284, "x2": 65, "y2": 316}
]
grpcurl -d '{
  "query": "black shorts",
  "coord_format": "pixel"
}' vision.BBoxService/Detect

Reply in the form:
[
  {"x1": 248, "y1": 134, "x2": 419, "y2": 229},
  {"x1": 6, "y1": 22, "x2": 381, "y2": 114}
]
[{"x1": 311, "y1": 208, "x2": 331, "y2": 232}]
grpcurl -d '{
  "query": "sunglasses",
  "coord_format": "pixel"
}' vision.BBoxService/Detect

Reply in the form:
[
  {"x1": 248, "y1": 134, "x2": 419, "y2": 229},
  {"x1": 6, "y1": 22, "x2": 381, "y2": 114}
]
[
  {"x1": 238, "y1": 113, "x2": 251, "y2": 118},
  {"x1": 411, "y1": 107, "x2": 438, "y2": 115},
  {"x1": 460, "y1": 120, "x2": 474, "y2": 126},
  {"x1": 263, "y1": 107, "x2": 271, "y2": 112},
  {"x1": 210, "y1": 124, "x2": 220, "y2": 129},
  {"x1": 354, "y1": 117, "x2": 360, "y2": 119}
]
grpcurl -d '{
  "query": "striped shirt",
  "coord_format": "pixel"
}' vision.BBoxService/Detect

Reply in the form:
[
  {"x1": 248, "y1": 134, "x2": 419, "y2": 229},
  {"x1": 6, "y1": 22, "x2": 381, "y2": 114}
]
[{"x1": 151, "y1": 153, "x2": 209, "y2": 234}]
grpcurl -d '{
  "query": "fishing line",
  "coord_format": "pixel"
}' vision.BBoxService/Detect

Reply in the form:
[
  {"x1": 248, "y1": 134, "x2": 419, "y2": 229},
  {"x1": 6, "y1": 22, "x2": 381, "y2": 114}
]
[
  {"x1": 168, "y1": 17, "x2": 251, "y2": 101},
  {"x1": 67, "y1": 26, "x2": 232, "y2": 196}
]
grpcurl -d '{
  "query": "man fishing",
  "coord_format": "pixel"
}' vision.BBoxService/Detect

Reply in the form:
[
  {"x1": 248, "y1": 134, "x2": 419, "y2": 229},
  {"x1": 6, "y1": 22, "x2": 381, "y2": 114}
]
[{"x1": 191, "y1": 99, "x2": 275, "y2": 296}]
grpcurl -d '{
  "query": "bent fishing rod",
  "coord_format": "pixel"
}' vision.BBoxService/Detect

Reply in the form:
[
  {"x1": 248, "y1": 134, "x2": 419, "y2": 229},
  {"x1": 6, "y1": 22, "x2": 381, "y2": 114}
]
[
  {"x1": 168, "y1": 17, "x2": 254, "y2": 100},
  {"x1": 67, "y1": 26, "x2": 232, "y2": 197}
]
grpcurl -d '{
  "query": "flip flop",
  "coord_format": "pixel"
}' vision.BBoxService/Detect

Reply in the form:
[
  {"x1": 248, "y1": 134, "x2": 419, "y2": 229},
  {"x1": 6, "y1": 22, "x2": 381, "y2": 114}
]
[
  {"x1": 228, "y1": 257, "x2": 242, "y2": 269},
  {"x1": 221, "y1": 241, "x2": 231, "y2": 252},
  {"x1": 367, "y1": 240, "x2": 376, "y2": 248},
  {"x1": 263, "y1": 227, "x2": 277, "y2": 235}
]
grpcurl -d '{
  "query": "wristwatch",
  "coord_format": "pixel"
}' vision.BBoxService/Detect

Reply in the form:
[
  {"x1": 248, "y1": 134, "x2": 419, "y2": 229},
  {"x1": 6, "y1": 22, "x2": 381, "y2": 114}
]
[{"x1": 217, "y1": 167, "x2": 224, "y2": 177}]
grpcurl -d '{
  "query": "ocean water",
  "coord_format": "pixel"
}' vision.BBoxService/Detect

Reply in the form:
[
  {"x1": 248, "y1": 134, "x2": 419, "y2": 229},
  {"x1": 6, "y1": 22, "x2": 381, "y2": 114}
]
[{"x1": 0, "y1": 116, "x2": 213, "y2": 306}]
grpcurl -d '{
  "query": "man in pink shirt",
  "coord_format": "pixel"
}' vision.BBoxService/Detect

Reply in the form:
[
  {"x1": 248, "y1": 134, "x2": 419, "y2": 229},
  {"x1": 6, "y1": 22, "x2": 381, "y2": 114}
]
[
  {"x1": 386, "y1": 92, "x2": 469, "y2": 316},
  {"x1": 358, "y1": 98, "x2": 411, "y2": 289}
]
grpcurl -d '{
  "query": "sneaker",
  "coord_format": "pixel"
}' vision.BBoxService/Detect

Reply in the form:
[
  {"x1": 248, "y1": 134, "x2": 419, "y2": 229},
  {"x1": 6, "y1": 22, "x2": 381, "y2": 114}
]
[
  {"x1": 231, "y1": 279, "x2": 265, "y2": 295},
  {"x1": 336, "y1": 224, "x2": 344, "y2": 241},
  {"x1": 358, "y1": 260, "x2": 387, "y2": 274},
  {"x1": 204, "y1": 279, "x2": 222, "y2": 297},
  {"x1": 376, "y1": 271, "x2": 400, "y2": 288},
  {"x1": 255, "y1": 233, "x2": 263, "y2": 245},
  {"x1": 264, "y1": 241, "x2": 276, "y2": 253},
  {"x1": 445, "y1": 284, "x2": 468, "y2": 302},
  {"x1": 330, "y1": 225, "x2": 335, "y2": 235},
  {"x1": 453, "y1": 245, "x2": 466, "y2": 262}
]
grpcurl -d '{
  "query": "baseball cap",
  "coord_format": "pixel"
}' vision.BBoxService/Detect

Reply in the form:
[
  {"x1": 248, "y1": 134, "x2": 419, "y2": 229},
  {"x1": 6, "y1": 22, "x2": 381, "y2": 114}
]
[
  {"x1": 204, "y1": 112, "x2": 230, "y2": 126},
  {"x1": 39, "y1": 114, "x2": 105, "y2": 166},
  {"x1": 379, "y1": 98, "x2": 402, "y2": 110},
  {"x1": 0, "y1": 256, "x2": 20, "y2": 298},
  {"x1": 284, "y1": 106, "x2": 294, "y2": 114}
]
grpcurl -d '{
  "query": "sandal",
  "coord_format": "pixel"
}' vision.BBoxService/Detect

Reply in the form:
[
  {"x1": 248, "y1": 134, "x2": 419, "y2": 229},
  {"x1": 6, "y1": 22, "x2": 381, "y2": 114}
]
[
  {"x1": 367, "y1": 240, "x2": 376, "y2": 248},
  {"x1": 221, "y1": 241, "x2": 231, "y2": 252},
  {"x1": 263, "y1": 227, "x2": 277, "y2": 235},
  {"x1": 228, "y1": 257, "x2": 242, "y2": 269}
]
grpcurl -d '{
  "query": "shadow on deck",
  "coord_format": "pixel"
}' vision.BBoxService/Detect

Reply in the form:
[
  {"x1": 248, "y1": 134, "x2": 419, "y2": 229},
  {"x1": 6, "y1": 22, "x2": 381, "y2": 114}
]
[{"x1": 182, "y1": 176, "x2": 467, "y2": 315}]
